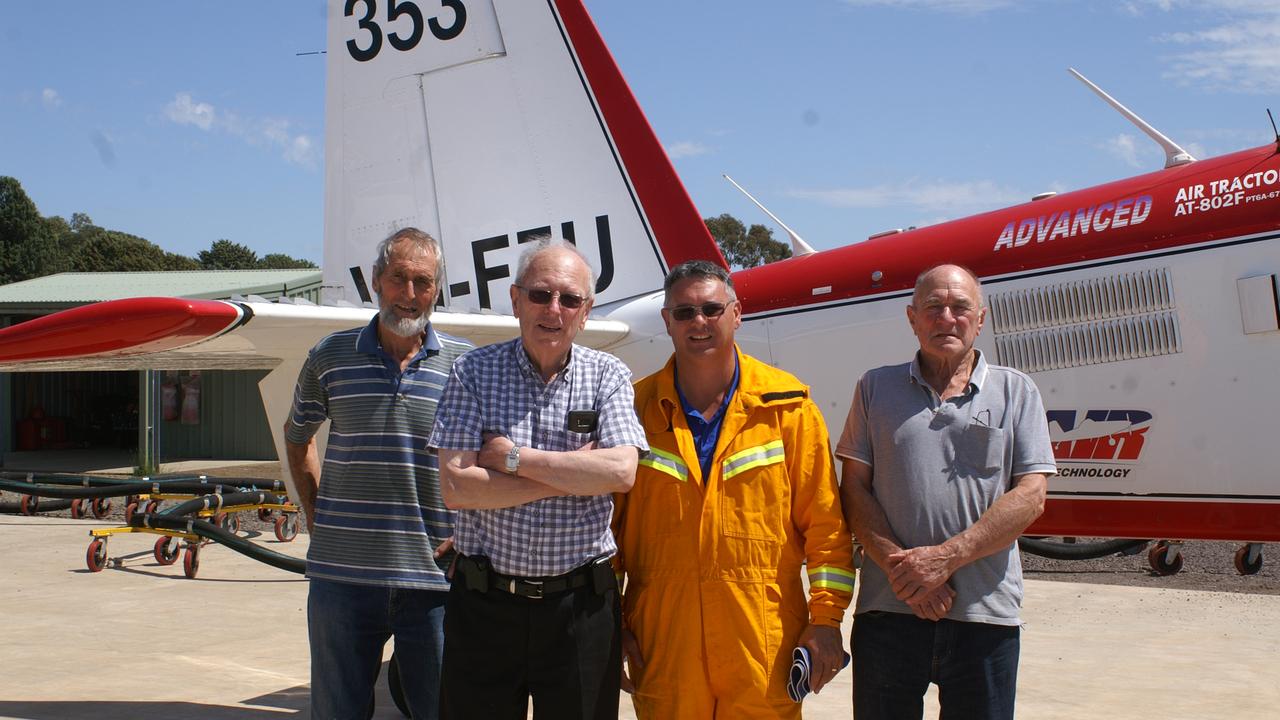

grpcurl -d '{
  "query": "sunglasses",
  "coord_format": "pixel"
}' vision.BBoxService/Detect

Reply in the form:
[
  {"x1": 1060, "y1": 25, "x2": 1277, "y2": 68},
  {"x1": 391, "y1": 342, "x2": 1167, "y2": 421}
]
[
  {"x1": 666, "y1": 301, "x2": 730, "y2": 322},
  {"x1": 514, "y1": 285, "x2": 587, "y2": 309}
]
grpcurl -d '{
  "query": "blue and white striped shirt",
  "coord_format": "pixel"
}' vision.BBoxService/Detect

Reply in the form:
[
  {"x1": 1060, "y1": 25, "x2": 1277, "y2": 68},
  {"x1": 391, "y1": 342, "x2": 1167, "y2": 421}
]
[
  {"x1": 428, "y1": 338, "x2": 648, "y2": 577},
  {"x1": 287, "y1": 315, "x2": 473, "y2": 590}
]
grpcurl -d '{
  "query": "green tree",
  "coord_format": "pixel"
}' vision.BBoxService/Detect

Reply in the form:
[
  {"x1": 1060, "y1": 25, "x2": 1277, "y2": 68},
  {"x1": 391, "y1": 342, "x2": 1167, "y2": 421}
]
[
  {"x1": 198, "y1": 239, "x2": 259, "y2": 269},
  {"x1": 704, "y1": 213, "x2": 792, "y2": 269},
  {"x1": 71, "y1": 229, "x2": 181, "y2": 272},
  {"x1": 0, "y1": 176, "x2": 57, "y2": 284},
  {"x1": 162, "y1": 251, "x2": 200, "y2": 271},
  {"x1": 258, "y1": 253, "x2": 318, "y2": 269}
]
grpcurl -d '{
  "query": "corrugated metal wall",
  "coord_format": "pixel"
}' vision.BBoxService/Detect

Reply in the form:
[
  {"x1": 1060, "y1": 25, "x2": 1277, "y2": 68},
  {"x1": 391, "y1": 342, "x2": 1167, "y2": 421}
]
[
  {"x1": 154, "y1": 370, "x2": 277, "y2": 460},
  {"x1": 7, "y1": 370, "x2": 277, "y2": 460}
]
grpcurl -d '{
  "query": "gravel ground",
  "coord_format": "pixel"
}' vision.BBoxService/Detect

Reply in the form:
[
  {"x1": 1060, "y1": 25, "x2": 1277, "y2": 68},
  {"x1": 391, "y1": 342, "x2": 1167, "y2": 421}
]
[{"x1": 7, "y1": 462, "x2": 1278, "y2": 596}]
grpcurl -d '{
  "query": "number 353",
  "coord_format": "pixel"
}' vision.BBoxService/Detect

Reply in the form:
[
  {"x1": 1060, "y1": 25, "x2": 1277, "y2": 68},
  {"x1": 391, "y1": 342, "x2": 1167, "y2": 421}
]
[{"x1": 345, "y1": 0, "x2": 467, "y2": 62}]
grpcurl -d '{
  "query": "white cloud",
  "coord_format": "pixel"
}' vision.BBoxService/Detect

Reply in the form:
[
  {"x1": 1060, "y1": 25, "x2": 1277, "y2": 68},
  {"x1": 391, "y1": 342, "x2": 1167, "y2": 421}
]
[
  {"x1": 41, "y1": 88, "x2": 62, "y2": 109},
  {"x1": 1103, "y1": 134, "x2": 1145, "y2": 168},
  {"x1": 787, "y1": 179, "x2": 1025, "y2": 214},
  {"x1": 666, "y1": 141, "x2": 710, "y2": 159},
  {"x1": 1143, "y1": 2, "x2": 1280, "y2": 94},
  {"x1": 165, "y1": 92, "x2": 215, "y2": 130},
  {"x1": 163, "y1": 93, "x2": 316, "y2": 168}
]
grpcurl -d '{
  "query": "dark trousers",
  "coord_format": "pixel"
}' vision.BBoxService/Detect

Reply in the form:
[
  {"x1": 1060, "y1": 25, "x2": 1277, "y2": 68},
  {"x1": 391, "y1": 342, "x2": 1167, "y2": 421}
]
[
  {"x1": 852, "y1": 611, "x2": 1020, "y2": 720},
  {"x1": 439, "y1": 575, "x2": 621, "y2": 720}
]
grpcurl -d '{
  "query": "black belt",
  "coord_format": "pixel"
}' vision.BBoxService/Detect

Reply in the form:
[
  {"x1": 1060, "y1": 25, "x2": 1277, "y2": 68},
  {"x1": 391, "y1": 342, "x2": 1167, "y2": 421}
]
[{"x1": 454, "y1": 554, "x2": 602, "y2": 600}]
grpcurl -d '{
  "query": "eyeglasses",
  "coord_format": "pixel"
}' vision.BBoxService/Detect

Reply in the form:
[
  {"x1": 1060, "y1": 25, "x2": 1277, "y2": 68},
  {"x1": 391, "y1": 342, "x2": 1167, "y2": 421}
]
[
  {"x1": 514, "y1": 285, "x2": 587, "y2": 310},
  {"x1": 665, "y1": 301, "x2": 730, "y2": 322}
]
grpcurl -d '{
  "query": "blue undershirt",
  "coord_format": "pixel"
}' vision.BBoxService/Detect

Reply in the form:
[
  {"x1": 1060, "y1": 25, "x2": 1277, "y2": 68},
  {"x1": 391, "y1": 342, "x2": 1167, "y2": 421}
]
[{"x1": 675, "y1": 356, "x2": 740, "y2": 484}]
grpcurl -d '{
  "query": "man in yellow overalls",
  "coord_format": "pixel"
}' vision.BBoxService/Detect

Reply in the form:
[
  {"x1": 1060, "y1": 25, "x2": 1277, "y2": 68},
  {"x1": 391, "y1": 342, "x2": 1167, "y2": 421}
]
[{"x1": 614, "y1": 260, "x2": 855, "y2": 719}]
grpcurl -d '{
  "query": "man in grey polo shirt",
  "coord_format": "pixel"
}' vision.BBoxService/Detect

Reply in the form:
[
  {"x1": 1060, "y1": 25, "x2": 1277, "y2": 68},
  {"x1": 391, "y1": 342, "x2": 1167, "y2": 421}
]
[{"x1": 837, "y1": 263, "x2": 1055, "y2": 720}]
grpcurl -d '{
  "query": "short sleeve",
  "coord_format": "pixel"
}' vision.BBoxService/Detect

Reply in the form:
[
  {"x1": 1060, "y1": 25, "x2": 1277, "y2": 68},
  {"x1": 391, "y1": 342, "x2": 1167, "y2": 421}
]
[
  {"x1": 427, "y1": 360, "x2": 485, "y2": 451},
  {"x1": 1011, "y1": 374, "x2": 1057, "y2": 477},
  {"x1": 285, "y1": 350, "x2": 327, "y2": 444},
  {"x1": 834, "y1": 375, "x2": 873, "y2": 466},
  {"x1": 593, "y1": 357, "x2": 648, "y2": 452}
]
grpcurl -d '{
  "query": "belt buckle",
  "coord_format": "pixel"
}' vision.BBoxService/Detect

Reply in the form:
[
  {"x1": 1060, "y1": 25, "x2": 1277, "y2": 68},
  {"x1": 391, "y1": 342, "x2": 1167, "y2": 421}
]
[{"x1": 512, "y1": 577, "x2": 544, "y2": 599}]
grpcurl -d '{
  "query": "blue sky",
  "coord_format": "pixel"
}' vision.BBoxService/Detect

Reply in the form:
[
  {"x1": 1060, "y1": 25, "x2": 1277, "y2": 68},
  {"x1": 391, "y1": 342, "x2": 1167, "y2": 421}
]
[{"x1": 3, "y1": 1, "x2": 1278, "y2": 264}]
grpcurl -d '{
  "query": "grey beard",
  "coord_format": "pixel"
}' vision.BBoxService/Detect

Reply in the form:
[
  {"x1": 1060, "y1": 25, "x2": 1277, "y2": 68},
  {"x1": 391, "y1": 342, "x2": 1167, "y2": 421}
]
[{"x1": 380, "y1": 312, "x2": 429, "y2": 338}]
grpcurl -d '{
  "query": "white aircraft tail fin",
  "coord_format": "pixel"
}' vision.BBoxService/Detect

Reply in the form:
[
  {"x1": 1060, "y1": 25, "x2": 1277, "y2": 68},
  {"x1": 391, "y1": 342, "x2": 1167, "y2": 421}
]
[{"x1": 323, "y1": 0, "x2": 725, "y2": 313}]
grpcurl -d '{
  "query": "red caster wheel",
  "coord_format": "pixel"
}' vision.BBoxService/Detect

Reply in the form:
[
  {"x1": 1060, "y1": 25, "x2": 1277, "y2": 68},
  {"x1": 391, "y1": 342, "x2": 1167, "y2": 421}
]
[
  {"x1": 154, "y1": 536, "x2": 180, "y2": 566},
  {"x1": 86, "y1": 538, "x2": 108, "y2": 572}
]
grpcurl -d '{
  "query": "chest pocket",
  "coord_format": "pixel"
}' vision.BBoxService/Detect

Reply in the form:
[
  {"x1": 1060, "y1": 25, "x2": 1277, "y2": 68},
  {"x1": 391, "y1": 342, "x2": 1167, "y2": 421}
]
[
  {"x1": 960, "y1": 421, "x2": 1006, "y2": 476},
  {"x1": 720, "y1": 439, "x2": 786, "y2": 541},
  {"x1": 637, "y1": 448, "x2": 691, "y2": 535}
]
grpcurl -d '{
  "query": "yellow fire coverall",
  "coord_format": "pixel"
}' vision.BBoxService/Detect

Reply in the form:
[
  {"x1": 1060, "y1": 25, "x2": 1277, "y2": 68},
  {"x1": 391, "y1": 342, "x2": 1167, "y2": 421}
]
[{"x1": 614, "y1": 350, "x2": 854, "y2": 719}]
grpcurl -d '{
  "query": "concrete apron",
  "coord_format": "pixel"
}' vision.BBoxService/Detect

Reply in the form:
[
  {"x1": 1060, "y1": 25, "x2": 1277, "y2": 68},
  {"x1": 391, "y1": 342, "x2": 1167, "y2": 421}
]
[{"x1": 1, "y1": 514, "x2": 1277, "y2": 720}]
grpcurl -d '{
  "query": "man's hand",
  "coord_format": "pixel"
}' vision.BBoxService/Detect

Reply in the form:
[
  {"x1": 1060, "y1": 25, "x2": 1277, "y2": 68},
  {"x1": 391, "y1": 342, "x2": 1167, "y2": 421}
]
[
  {"x1": 797, "y1": 624, "x2": 845, "y2": 694},
  {"x1": 433, "y1": 536, "x2": 454, "y2": 559},
  {"x1": 478, "y1": 433, "x2": 515, "y2": 473},
  {"x1": 620, "y1": 627, "x2": 645, "y2": 694},
  {"x1": 886, "y1": 545, "x2": 954, "y2": 603},
  {"x1": 905, "y1": 582, "x2": 955, "y2": 621}
]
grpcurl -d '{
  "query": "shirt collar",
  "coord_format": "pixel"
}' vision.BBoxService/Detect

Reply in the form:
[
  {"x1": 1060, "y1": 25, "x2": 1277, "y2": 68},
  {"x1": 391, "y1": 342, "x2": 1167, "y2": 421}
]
[
  {"x1": 514, "y1": 338, "x2": 575, "y2": 384},
  {"x1": 908, "y1": 348, "x2": 988, "y2": 393},
  {"x1": 358, "y1": 314, "x2": 441, "y2": 362},
  {"x1": 674, "y1": 353, "x2": 740, "y2": 423}
]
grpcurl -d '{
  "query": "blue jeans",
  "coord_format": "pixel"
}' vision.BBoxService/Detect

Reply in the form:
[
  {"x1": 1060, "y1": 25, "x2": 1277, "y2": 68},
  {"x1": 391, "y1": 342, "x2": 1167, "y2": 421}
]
[
  {"x1": 852, "y1": 611, "x2": 1020, "y2": 720},
  {"x1": 308, "y1": 578, "x2": 447, "y2": 720}
]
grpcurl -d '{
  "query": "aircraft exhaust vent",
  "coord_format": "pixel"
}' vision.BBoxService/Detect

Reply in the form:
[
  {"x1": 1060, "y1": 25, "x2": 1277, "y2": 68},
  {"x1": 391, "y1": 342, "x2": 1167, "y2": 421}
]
[{"x1": 988, "y1": 268, "x2": 1181, "y2": 373}]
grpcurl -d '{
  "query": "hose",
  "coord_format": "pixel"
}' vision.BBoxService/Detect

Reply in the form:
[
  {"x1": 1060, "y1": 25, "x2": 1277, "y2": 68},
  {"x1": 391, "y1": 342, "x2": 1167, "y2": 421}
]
[
  {"x1": 131, "y1": 513, "x2": 305, "y2": 574},
  {"x1": 1019, "y1": 536, "x2": 1150, "y2": 560}
]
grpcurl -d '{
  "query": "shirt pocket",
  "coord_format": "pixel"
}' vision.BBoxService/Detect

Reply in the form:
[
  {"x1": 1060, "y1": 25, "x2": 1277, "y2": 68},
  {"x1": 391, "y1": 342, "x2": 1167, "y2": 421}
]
[
  {"x1": 720, "y1": 440, "x2": 787, "y2": 542},
  {"x1": 636, "y1": 449, "x2": 692, "y2": 536},
  {"x1": 960, "y1": 421, "x2": 1006, "y2": 475}
]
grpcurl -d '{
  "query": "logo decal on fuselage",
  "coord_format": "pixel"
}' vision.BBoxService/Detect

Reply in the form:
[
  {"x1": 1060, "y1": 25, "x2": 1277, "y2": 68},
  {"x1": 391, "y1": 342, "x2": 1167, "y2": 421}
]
[{"x1": 1047, "y1": 409, "x2": 1152, "y2": 479}]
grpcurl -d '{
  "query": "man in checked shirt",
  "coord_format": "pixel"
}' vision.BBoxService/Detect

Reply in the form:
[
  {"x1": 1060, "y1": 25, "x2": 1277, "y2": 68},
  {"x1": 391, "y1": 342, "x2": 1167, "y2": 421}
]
[{"x1": 428, "y1": 237, "x2": 647, "y2": 720}]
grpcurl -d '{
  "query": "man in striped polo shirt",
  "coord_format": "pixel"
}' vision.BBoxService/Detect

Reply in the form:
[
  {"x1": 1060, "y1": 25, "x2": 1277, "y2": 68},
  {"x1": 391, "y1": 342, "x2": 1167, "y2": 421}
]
[
  {"x1": 285, "y1": 228, "x2": 473, "y2": 720},
  {"x1": 430, "y1": 238, "x2": 647, "y2": 720},
  {"x1": 614, "y1": 260, "x2": 855, "y2": 719}
]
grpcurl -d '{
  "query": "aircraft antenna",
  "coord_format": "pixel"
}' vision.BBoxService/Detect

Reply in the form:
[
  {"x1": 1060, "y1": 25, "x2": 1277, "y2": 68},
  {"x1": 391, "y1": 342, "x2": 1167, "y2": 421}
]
[
  {"x1": 1068, "y1": 68, "x2": 1195, "y2": 168},
  {"x1": 1267, "y1": 109, "x2": 1279, "y2": 146},
  {"x1": 722, "y1": 175, "x2": 817, "y2": 256}
]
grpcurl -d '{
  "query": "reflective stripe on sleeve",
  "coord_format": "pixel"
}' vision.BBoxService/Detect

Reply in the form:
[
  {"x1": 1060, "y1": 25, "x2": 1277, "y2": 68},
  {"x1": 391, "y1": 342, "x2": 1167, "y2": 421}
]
[
  {"x1": 807, "y1": 565, "x2": 856, "y2": 594},
  {"x1": 722, "y1": 439, "x2": 785, "y2": 480},
  {"x1": 638, "y1": 447, "x2": 689, "y2": 482}
]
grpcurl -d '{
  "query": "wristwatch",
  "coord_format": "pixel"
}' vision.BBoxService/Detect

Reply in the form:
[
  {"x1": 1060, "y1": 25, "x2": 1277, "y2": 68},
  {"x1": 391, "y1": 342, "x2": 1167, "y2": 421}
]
[{"x1": 505, "y1": 445, "x2": 522, "y2": 475}]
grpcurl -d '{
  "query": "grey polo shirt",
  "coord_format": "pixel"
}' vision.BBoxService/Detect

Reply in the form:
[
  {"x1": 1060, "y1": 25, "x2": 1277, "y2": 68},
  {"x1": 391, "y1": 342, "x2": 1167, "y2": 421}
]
[{"x1": 836, "y1": 350, "x2": 1056, "y2": 625}]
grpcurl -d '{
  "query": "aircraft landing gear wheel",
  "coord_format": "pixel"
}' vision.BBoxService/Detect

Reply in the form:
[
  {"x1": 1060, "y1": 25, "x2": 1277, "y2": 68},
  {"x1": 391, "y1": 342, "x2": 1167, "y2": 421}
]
[
  {"x1": 20, "y1": 494, "x2": 39, "y2": 516},
  {"x1": 86, "y1": 538, "x2": 108, "y2": 572},
  {"x1": 1234, "y1": 544, "x2": 1263, "y2": 575},
  {"x1": 257, "y1": 507, "x2": 273, "y2": 522},
  {"x1": 70, "y1": 498, "x2": 85, "y2": 519},
  {"x1": 388, "y1": 651, "x2": 410, "y2": 718},
  {"x1": 1148, "y1": 541, "x2": 1184, "y2": 576},
  {"x1": 91, "y1": 497, "x2": 111, "y2": 519},
  {"x1": 183, "y1": 545, "x2": 201, "y2": 579},
  {"x1": 154, "y1": 536, "x2": 180, "y2": 566},
  {"x1": 274, "y1": 513, "x2": 299, "y2": 542}
]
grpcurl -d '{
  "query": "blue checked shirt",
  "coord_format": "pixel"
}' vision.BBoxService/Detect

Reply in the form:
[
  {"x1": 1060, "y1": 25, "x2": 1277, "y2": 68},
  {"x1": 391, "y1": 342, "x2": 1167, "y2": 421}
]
[{"x1": 428, "y1": 338, "x2": 648, "y2": 577}]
